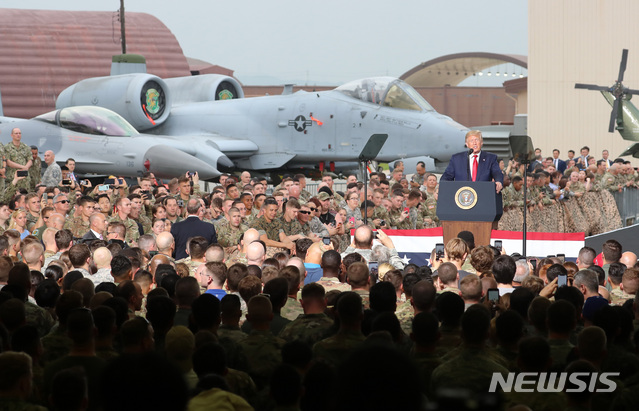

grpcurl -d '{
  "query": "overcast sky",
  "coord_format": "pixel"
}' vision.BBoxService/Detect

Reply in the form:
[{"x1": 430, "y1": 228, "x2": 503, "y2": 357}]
[{"x1": 3, "y1": 1, "x2": 528, "y2": 85}]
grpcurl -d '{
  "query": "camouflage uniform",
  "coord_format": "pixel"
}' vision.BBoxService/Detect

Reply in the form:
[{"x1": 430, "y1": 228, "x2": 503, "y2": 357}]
[
  {"x1": 216, "y1": 220, "x2": 248, "y2": 251},
  {"x1": 395, "y1": 300, "x2": 413, "y2": 336},
  {"x1": 312, "y1": 329, "x2": 365, "y2": 367},
  {"x1": 41, "y1": 326, "x2": 72, "y2": 366},
  {"x1": 308, "y1": 216, "x2": 329, "y2": 237},
  {"x1": 411, "y1": 172, "x2": 426, "y2": 187},
  {"x1": 225, "y1": 368, "x2": 258, "y2": 408},
  {"x1": 316, "y1": 277, "x2": 351, "y2": 293},
  {"x1": 25, "y1": 302, "x2": 55, "y2": 338},
  {"x1": 278, "y1": 313, "x2": 334, "y2": 346},
  {"x1": 420, "y1": 196, "x2": 439, "y2": 228},
  {"x1": 218, "y1": 324, "x2": 248, "y2": 344},
  {"x1": 0, "y1": 180, "x2": 20, "y2": 204},
  {"x1": 600, "y1": 172, "x2": 621, "y2": 192},
  {"x1": 352, "y1": 289, "x2": 370, "y2": 310},
  {"x1": 281, "y1": 297, "x2": 304, "y2": 321},
  {"x1": 412, "y1": 351, "x2": 443, "y2": 395},
  {"x1": 300, "y1": 189, "x2": 312, "y2": 202},
  {"x1": 26, "y1": 212, "x2": 39, "y2": 233},
  {"x1": 239, "y1": 329, "x2": 286, "y2": 390},
  {"x1": 430, "y1": 346, "x2": 509, "y2": 396},
  {"x1": 215, "y1": 333, "x2": 250, "y2": 373},
  {"x1": 108, "y1": 214, "x2": 140, "y2": 243},
  {"x1": 213, "y1": 215, "x2": 228, "y2": 230},
  {"x1": 175, "y1": 256, "x2": 204, "y2": 277},
  {"x1": 408, "y1": 206, "x2": 424, "y2": 229},
  {"x1": 29, "y1": 155, "x2": 42, "y2": 190},
  {"x1": 249, "y1": 215, "x2": 284, "y2": 242},
  {"x1": 372, "y1": 205, "x2": 389, "y2": 223},
  {"x1": 63, "y1": 216, "x2": 90, "y2": 238},
  {"x1": 343, "y1": 206, "x2": 363, "y2": 227},
  {"x1": 136, "y1": 214, "x2": 152, "y2": 234},
  {"x1": 389, "y1": 208, "x2": 411, "y2": 229},
  {"x1": 243, "y1": 208, "x2": 259, "y2": 226},
  {"x1": 280, "y1": 216, "x2": 304, "y2": 237},
  {"x1": 610, "y1": 288, "x2": 634, "y2": 306},
  {"x1": 4, "y1": 141, "x2": 32, "y2": 190},
  {"x1": 225, "y1": 250, "x2": 248, "y2": 268}
]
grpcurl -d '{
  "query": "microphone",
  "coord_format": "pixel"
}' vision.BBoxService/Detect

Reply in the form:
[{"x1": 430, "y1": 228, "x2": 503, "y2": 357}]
[{"x1": 468, "y1": 148, "x2": 474, "y2": 156}]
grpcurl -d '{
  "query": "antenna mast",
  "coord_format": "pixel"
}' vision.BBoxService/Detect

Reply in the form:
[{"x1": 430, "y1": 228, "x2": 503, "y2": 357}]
[{"x1": 120, "y1": 0, "x2": 126, "y2": 54}]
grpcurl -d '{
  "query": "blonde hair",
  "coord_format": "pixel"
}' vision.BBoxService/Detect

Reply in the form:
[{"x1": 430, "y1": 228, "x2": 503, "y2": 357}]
[
  {"x1": 377, "y1": 263, "x2": 395, "y2": 281},
  {"x1": 465, "y1": 130, "x2": 483, "y2": 142},
  {"x1": 8, "y1": 209, "x2": 27, "y2": 231}
]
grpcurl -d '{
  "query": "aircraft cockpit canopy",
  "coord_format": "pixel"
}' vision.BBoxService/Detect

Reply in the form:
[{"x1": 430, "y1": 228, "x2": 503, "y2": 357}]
[
  {"x1": 34, "y1": 106, "x2": 140, "y2": 137},
  {"x1": 335, "y1": 77, "x2": 434, "y2": 112}
]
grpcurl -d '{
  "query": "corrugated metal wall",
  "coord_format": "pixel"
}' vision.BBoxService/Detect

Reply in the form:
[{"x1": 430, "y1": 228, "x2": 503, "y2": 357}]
[
  {"x1": 529, "y1": 0, "x2": 639, "y2": 164},
  {"x1": 0, "y1": 9, "x2": 191, "y2": 119}
]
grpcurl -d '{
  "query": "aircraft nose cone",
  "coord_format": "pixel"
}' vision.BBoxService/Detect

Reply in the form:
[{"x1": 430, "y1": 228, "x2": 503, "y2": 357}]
[{"x1": 144, "y1": 145, "x2": 220, "y2": 179}]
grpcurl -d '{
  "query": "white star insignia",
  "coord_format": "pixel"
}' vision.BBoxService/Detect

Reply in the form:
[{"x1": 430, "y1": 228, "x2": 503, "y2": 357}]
[{"x1": 401, "y1": 254, "x2": 411, "y2": 265}]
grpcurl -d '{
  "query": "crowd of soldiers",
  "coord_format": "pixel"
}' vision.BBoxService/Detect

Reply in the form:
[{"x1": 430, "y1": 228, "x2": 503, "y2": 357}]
[
  {"x1": 1, "y1": 125, "x2": 639, "y2": 410},
  {"x1": 499, "y1": 146, "x2": 633, "y2": 235}
]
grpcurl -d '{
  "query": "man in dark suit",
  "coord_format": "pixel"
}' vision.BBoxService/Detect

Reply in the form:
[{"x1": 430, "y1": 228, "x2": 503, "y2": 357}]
[
  {"x1": 551, "y1": 149, "x2": 566, "y2": 173},
  {"x1": 441, "y1": 130, "x2": 503, "y2": 193},
  {"x1": 81, "y1": 213, "x2": 107, "y2": 243},
  {"x1": 170, "y1": 199, "x2": 217, "y2": 260}
]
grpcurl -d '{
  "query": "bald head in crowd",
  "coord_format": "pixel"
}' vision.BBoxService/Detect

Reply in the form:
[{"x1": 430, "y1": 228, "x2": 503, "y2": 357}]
[
  {"x1": 242, "y1": 229, "x2": 260, "y2": 253},
  {"x1": 620, "y1": 251, "x2": 638, "y2": 268},
  {"x1": 156, "y1": 232, "x2": 175, "y2": 255},
  {"x1": 288, "y1": 185, "x2": 301, "y2": 199},
  {"x1": 148, "y1": 254, "x2": 173, "y2": 276},
  {"x1": 48, "y1": 213, "x2": 66, "y2": 230},
  {"x1": 246, "y1": 242, "x2": 266, "y2": 266},
  {"x1": 93, "y1": 247, "x2": 112, "y2": 270},
  {"x1": 353, "y1": 226, "x2": 374, "y2": 249}
]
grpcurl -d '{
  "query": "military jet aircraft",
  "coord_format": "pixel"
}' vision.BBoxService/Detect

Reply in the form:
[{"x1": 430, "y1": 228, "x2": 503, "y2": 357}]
[
  {"x1": 0, "y1": 105, "x2": 228, "y2": 179},
  {"x1": 55, "y1": 73, "x2": 469, "y2": 179},
  {"x1": 575, "y1": 49, "x2": 639, "y2": 157}
]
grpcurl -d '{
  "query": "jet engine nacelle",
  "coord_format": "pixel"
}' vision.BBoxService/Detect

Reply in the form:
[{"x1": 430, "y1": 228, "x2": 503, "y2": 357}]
[
  {"x1": 391, "y1": 156, "x2": 436, "y2": 173},
  {"x1": 163, "y1": 74, "x2": 244, "y2": 106},
  {"x1": 56, "y1": 73, "x2": 172, "y2": 131}
]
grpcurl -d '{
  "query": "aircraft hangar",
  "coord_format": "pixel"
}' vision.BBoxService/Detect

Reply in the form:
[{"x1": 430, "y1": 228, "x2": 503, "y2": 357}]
[
  {"x1": 0, "y1": 8, "x2": 192, "y2": 119},
  {"x1": 528, "y1": 0, "x2": 639, "y2": 164}
]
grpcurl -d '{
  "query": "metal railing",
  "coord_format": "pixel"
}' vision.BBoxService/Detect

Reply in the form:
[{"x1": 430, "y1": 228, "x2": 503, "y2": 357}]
[
  {"x1": 305, "y1": 182, "x2": 348, "y2": 196},
  {"x1": 612, "y1": 187, "x2": 639, "y2": 226}
]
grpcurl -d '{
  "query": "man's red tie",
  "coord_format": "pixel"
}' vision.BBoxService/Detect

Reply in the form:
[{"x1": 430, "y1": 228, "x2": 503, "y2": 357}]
[{"x1": 472, "y1": 154, "x2": 478, "y2": 182}]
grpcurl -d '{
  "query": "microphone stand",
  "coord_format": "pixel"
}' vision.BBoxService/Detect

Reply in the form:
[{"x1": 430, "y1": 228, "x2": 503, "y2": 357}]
[{"x1": 521, "y1": 159, "x2": 530, "y2": 258}]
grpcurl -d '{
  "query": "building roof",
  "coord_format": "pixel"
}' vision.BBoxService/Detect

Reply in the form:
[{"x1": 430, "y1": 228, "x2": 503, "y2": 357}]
[
  {"x1": 0, "y1": 8, "x2": 191, "y2": 118},
  {"x1": 400, "y1": 52, "x2": 528, "y2": 87}
]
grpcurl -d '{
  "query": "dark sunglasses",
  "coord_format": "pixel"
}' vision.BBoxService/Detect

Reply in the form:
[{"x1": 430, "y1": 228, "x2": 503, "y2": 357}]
[
  {"x1": 56, "y1": 200, "x2": 70, "y2": 204},
  {"x1": 299, "y1": 210, "x2": 311, "y2": 215}
]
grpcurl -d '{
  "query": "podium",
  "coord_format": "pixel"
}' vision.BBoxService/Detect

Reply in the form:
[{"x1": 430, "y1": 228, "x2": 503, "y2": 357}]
[{"x1": 436, "y1": 181, "x2": 503, "y2": 247}]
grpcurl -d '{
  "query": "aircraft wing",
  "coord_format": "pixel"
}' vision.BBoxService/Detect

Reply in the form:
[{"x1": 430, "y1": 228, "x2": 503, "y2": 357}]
[{"x1": 620, "y1": 142, "x2": 639, "y2": 158}]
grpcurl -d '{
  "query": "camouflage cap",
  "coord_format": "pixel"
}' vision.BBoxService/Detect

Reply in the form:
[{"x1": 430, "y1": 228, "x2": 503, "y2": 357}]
[{"x1": 317, "y1": 192, "x2": 331, "y2": 201}]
